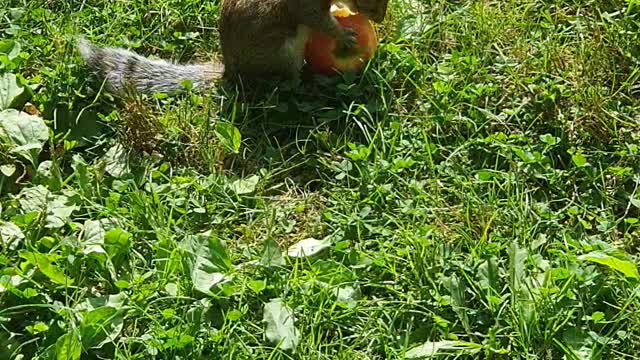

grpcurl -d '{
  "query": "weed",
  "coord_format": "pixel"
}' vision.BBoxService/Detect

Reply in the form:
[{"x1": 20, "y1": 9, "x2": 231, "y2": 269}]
[{"x1": 1, "y1": 0, "x2": 640, "y2": 359}]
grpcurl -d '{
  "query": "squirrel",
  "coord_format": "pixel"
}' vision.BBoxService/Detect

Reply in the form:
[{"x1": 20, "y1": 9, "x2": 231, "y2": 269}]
[{"x1": 78, "y1": 0, "x2": 388, "y2": 96}]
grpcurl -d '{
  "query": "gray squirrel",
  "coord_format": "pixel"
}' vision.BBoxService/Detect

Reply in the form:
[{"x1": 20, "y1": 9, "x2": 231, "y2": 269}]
[{"x1": 78, "y1": 0, "x2": 388, "y2": 95}]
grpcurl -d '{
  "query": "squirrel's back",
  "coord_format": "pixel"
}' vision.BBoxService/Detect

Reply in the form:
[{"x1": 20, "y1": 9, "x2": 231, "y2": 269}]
[{"x1": 77, "y1": 38, "x2": 224, "y2": 95}]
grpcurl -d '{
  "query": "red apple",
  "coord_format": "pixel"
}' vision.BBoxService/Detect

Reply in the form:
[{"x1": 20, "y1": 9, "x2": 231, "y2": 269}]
[{"x1": 305, "y1": 6, "x2": 377, "y2": 76}]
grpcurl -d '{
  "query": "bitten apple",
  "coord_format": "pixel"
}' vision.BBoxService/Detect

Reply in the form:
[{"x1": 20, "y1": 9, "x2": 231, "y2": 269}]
[{"x1": 304, "y1": 2, "x2": 377, "y2": 76}]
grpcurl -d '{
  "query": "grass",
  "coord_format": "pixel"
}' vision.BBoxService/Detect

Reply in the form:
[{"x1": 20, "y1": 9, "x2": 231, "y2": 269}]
[{"x1": 1, "y1": 0, "x2": 640, "y2": 358}]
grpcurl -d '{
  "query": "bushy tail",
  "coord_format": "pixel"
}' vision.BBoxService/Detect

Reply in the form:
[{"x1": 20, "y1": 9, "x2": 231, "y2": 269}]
[{"x1": 77, "y1": 37, "x2": 224, "y2": 95}]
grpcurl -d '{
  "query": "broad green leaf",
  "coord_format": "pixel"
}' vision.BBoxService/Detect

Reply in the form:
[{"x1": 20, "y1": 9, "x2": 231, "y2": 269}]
[
  {"x1": 334, "y1": 285, "x2": 359, "y2": 308},
  {"x1": 540, "y1": 133, "x2": 559, "y2": 146},
  {"x1": 227, "y1": 309, "x2": 243, "y2": 321},
  {"x1": 248, "y1": 279, "x2": 267, "y2": 294},
  {"x1": 263, "y1": 298, "x2": 300, "y2": 351},
  {"x1": 83, "y1": 220, "x2": 106, "y2": 257},
  {"x1": 191, "y1": 256, "x2": 228, "y2": 296},
  {"x1": 20, "y1": 251, "x2": 74, "y2": 285},
  {"x1": 18, "y1": 185, "x2": 50, "y2": 213},
  {"x1": 591, "y1": 311, "x2": 605, "y2": 323},
  {"x1": 0, "y1": 109, "x2": 49, "y2": 164},
  {"x1": 579, "y1": 251, "x2": 639, "y2": 278},
  {"x1": 445, "y1": 274, "x2": 469, "y2": 331},
  {"x1": 75, "y1": 293, "x2": 127, "y2": 313},
  {"x1": 630, "y1": 196, "x2": 640, "y2": 209},
  {"x1": 287, "y1": 237, "x2": 331, "y2": 258},
  {"x1": 104, "y1": 227, "x2": 132, "y2": 260},
  {"x1": 207, "y1": 234, "x2": 232, "y2": 271},
  {"x1": 478, "y1": 256, "x2": 498, "y2": 295},
  {"x1": 26, "y1": 322, "x2": 49, "y2": 335},
  {"x1": 405, "y1": 340, "x2": 482, "y2": 358},
  {"x1": 261, "y1": 239, "x2": 285, "y2": 267},
  {"x1": 82, "y1": 220, "x2": 109, "y2": 276},
  {"x1": 572, "y1": 152, "x2": 587, "y2": 168},
  {"x1": 56, "y1": 332, "x2": 82, "y2": 360},
  {"x1": 0, "y1": 221, "x2": 24, "y2": 250},
  {"x1": 508, "y1": 241, "x2": 527, "y2": 293},
  {"x1": 478, "y1": 256, "x2": 502, "y2": 310},
  {"x1": 563, "y1": 327, "x2": 595, "y2": 360},
  {"x1": 17, "y1": 186, "x2": 78, "y2": 228},
  {"x1": 229, "y1": 174, "x2": 260, "y2": 195},
  {"x1": 103, "y1": 143, "x2": 128, "y2": 178},
  {"x1": 0, "y1": 164, "x2": 15, "y2": 176},
  {"x1": 475, "y1": 170, "x2": 496, "y2": 181},
  {"x1": 79, "y1": 306, "x2": 124, "y2": 349},
  {"x1": 508, "y1": 242, "x2": 535, "y2": 323},
  {"x1": 0, "y1": 74, "x2": 26, "y2": 110},
  {"x1": 45, "y1": 194, "x2": 79, "y2": 229},
  {"x1": 71, "y1": 154, "x2": 91, "y2": 194},
  {"x1": 180, "y1": 231, "x2": 232, "y2": 296},
  {"x1": 512, "y1": 148, "x2": 539, "y2": 164},
  {"x1": 162, "y1": 282, "x2": 177, "y2": 295},
  {"x1": 0, "y1": 40, "x2": 21, "y2": 60},
  {"x1": 215, "y1": 122, "x2": 241, "y2": 153},
  {"x1": 0, "y1": 274, "x2": 27, "y2": 293},
  {"x1": 36, "y1": 160, "x2": 54, "y2": 179}
]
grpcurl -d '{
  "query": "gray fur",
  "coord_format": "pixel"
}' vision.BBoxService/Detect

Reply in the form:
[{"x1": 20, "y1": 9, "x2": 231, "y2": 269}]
[
  {"x1": 77, "y1": 0, "x2": 388, "y2": 96},
  {"x1": 77, "y1": 37, "x2": 224, "y2": 95}
]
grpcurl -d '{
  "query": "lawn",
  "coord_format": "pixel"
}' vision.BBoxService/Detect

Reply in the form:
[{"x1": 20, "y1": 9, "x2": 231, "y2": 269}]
[{"x1": 1, "y1": 0, "x2": 640, "y2": 358}]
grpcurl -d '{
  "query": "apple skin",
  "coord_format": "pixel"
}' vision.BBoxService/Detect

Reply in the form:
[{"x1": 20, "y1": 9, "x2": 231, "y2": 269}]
[{"x1": 304, "y1": 13, "x2": 377, "y2": 76}]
